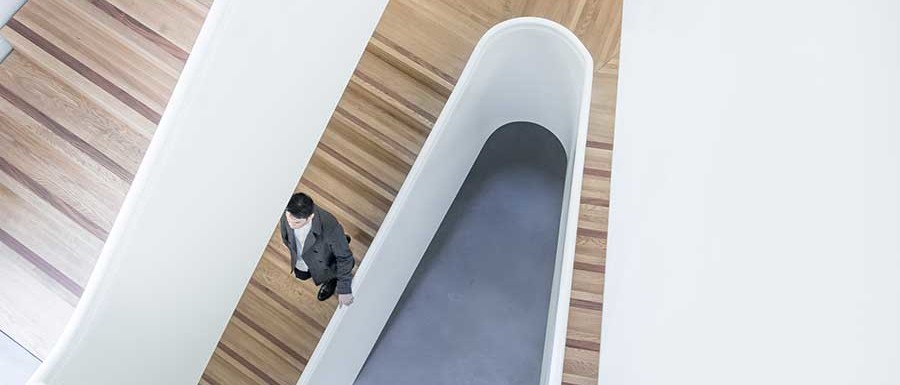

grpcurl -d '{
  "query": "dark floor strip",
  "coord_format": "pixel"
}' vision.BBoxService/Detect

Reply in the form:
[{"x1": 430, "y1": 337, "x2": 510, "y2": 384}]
[
  {"x1": 200, "y1": 373, "x2": 223, "y2": 385},
  {"x1": 89, "y1": 0, "x2": 190, "y2": 61},
  {"x1": 353, "y1": 69, "x2": 438, "y2": 124},
  {"x1": 580, "y1": 197, "x2": 610, "y2": 207},
  {"x1": 350, "y1": 230, "x2": 375, "y2": 249},
  {"x1": 6, "y1": 19, "x2": 162, "y2": 124},
  {"x1": 574, "y1": 261, "x2": 605, "y2": 273},
  {"x1": 233, "y1": 310, "x2": 309, "y2": 367},
  {"x1": 303, "y1": 179, "x2": 380, "y2": 232},
  {"x1": 566, "y1": 338, "x2": 601, "y2": 352},
  {"x1": 570, "y1": 298, "x2": 604, "y2": 311},
  {"x1": 216, "y1": 342, "x2": 281, "y2": 385},
  {"x1": 587, "y1": 140, "x2": 613, "y2": 150},
  {"x1": 334, "y1": 105, "x2": 418, "y2": 162},
  {"x1": 577, "y1": 228, "x2": 607, "y2": 239},
  {"x1": 0, "y1": 157, "x2": 109, "y2": 240},
  {"x1": 318, "y1": 141, "x2": 398, "y2": 200},
  {"x1": 0, "y1": 228, "x2": 83, "y2": 297},
  {"x1": 373, "y1": 32, "x2": 457, "y2": 85},
  {"x1": 584, "y1": 167, "x2": 611, "y2": 178},
  {"x1": 0, "y1": 84, "x2": 135, "y2": 183}
]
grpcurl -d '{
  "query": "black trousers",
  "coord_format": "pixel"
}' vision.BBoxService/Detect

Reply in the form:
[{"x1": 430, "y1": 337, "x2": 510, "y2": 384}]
[{"x1": 292, "y1": 234, "x2": 352, "y2": 284}]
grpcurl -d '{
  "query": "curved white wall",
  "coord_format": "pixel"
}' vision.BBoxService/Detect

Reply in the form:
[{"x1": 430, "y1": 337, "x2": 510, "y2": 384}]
[
  {"x1": 0, "y1": 0, "x2": 25, "y2": 25},
  {"x1": 0, "y1": 0, "x2": 26, "y2": 62},
  {"x1": 297, "y1": 17, "x2": 593, "y2": 385},
  {"x1": 27, "y1": 0, "x2": 388, "y2": 384},
  {"x1": 601, "y1": 0, "x2": 900, "y2": 384}
]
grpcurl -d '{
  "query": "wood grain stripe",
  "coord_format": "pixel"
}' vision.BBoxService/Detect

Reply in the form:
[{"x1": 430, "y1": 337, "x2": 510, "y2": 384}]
[
  {"x1": 372, "y1": 31, "x2": 457, "y2": 85},
  {"x1": 0, "y1": 83, "x2": 134, "y2": 183},
  {"x1": 233, "y1": 310, "x2": 308, "y2": 366},
  {"x1": 89, "y1": 0, "x2": 190, "y2": 61},
  {"x1": 577, "y1": 228, "x2": 608, "y2": 239},
  {"x1": 304, "y1": 179, "x2": 380, "y2": 232},
  {"x1": 350, "y1": 230, "x2": 374, "y2": 249},
  {"x1": 566, "y1": 338, "x2": 601, "y2": 352},
  {"x1": 583, "y1": 167, "x2": 611, "y2": 178},
  {"x1": 0, "y1": 228, "x2": 83, "y2": 297},
  {"x1": 574, "y1": 261, "x2": 605, "y2": 273},
  {"x1": 0, "y1": 156, "x2": 108, "y2": 240},
  {"x1": 334, "y1": 106, "x2": 417, "y2": 162},
  {"x1": 587, "y1": 140, "x2": 613, "y2": 150},
  {"x1": 570, "y1": 298, "x2": 603, "y2": 311},
  {"x1": 216, "y1": 342, "x2": 280, "y2": 385},
  {"x1": 200, "y1": 373, "x2": 223, "y2": 385},
  {"x1": 581, "y1": 197, "x2": 610, "y2": 207},
  {"x1": 318, "y1": 142, "x2": 398, "y2": 197},
  {"x1": 6, "y1": 19, "x2": 162, "y2": 124},
  {"x1": 249, "y1": 275, "x2": 326, "y2": 331},
  {"x1": 353, "y1": 68, "x2": 438, "y2": 124}
]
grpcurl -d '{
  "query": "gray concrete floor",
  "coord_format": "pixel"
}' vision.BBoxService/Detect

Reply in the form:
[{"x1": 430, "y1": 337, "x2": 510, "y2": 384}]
[
  {"x1": 354, "y1": 122, "x2": 567, "y2": 385},
  {"x1": 0, "y1": 330, "x2": 40, "y2": 384}
]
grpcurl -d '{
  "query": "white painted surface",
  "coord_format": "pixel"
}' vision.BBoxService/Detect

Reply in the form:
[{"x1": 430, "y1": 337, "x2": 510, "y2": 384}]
[
  {"x1": 298, "y1": 17, "x2": 593, "y2": 385},
  {"x1": 0, "y1": 0, "x2": 26, "y2": 63},
  {"x1": 601, "y1": 0, "x2": 900, "y2": 384},
  {"x1": 27, "y1": 0, "x2": 388, "y2": 384},
  {"x1": 0, "y1": 331, "x2": 39, "y2": 384},
  {"x1": 0, "y1": 37, "x2": 11, "y2": 63},
  {"x1": 0, "y1": 0, "x2": 25, "y2": 25}
]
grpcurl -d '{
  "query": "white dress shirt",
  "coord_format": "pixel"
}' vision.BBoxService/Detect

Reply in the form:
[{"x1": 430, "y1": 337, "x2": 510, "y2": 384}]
[{"x1": 293, "y1": 221, "x2": 312, "y2": 272}]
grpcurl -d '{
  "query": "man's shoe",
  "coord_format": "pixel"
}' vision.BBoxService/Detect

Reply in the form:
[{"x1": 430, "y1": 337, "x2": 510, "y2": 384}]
[
  {"x1": 317, "y1": 279, "x2": 337, "y2": 301},
  {"x1": 293, "y1": 268, "x2": 311, "y2": 281}
]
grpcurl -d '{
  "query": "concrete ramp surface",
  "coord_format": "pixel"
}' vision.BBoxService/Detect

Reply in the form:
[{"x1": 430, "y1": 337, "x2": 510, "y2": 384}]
[{"x1": 354, "y1": 122, "x2": 567, "y2": 385}]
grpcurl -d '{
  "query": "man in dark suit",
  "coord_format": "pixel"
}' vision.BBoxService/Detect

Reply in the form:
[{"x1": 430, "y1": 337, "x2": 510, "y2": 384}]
[{"x1": 280, "y1": 192, "x2": 355, "y2": 306}]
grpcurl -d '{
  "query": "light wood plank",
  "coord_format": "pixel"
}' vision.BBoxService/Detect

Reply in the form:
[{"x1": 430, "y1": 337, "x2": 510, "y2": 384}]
[
  {"x1": 0, "y1": 163, "x2": 102, "y2": 292},
  {"x1": 106, "y1": 0, "x2": 207, "y2": 53},
  {"x1": 13, "y1": 0, "x2": 179, "y2": 116},
  {"x1": 0, "y1": 46, "x2": 151, "y2": 175},
  {"x1": 0, "y1": 60, "x2": 131, "y2": 230},
  {"x1": 0, "y1": 230, "x2": 75, "y2": 359}
]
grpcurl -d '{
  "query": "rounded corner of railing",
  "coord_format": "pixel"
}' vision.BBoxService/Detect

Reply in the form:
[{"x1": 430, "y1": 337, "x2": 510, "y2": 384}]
[{"x1": 484, "y1": 17, "x2": 594, "y2": 67}]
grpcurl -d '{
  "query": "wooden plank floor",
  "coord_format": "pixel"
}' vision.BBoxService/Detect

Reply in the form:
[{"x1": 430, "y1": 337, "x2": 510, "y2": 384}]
[{"x1": 0, "y1": 1, "x2": 621, "y2": 384}]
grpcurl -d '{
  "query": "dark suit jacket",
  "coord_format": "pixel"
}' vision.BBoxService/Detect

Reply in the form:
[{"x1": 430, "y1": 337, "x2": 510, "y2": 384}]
[{"x1": 280, "y1": 205, "x2": 355, "y2": 294}]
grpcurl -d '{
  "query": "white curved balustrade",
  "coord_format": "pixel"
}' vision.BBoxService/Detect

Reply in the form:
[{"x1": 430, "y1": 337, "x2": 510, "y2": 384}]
[{"x1": 298, "y1": 17, "x2": 593, "y2": 385}]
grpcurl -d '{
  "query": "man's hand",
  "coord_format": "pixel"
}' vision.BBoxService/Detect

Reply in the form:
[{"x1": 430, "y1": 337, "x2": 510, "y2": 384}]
[{"x1": 338, "y1": 293, "x2": 354, "y2": 307}]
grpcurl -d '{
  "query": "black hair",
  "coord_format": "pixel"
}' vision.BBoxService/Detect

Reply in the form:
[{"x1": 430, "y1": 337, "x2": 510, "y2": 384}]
[{"x1": 286, "y1": 192, "x2": 314, "y2": 219}]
